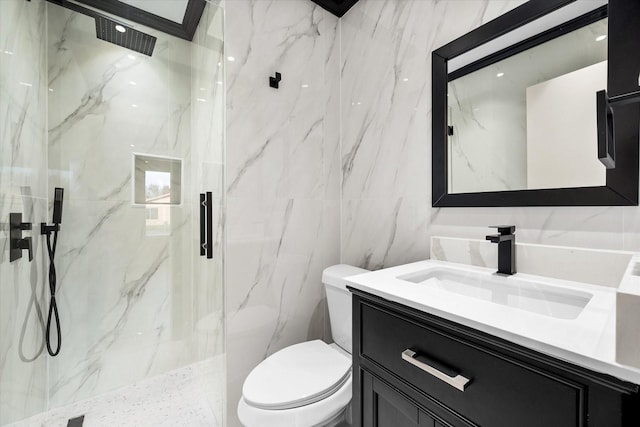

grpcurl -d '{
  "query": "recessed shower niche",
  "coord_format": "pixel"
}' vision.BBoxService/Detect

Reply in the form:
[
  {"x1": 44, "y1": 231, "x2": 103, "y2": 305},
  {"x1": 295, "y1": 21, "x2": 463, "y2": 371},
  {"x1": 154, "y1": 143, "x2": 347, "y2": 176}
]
[
  {"x1": 133, "y1": 154, "x2": 183, "y2": 206},
  {"x1": 133, "y1": 154, "x2": 183, "y2": 236}
]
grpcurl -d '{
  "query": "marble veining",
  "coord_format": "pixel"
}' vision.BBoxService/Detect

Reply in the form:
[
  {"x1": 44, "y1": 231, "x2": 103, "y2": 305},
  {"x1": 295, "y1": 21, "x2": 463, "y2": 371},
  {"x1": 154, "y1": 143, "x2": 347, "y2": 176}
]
[
  {"x1": 1, "y1": 0, "x2": 49, "y2": 424},
  {"x1": 41, "y1": 1, "x2": 225, "y2": 413},
  {"x1": 340, "y1": 0, "x2": 640, "y2": 276},
  {"x1": 2, "y1": 1, "x2": 224, "y2": 425},
  {"x1": 431, "y1": 236, "x2": 632, "y2": 288},
  {"x1": 339, "y1": 0, "x2": 531, "y2": 268},
  {"x1": 225, "y1": 1, "x2": 340, "y2": 425}
]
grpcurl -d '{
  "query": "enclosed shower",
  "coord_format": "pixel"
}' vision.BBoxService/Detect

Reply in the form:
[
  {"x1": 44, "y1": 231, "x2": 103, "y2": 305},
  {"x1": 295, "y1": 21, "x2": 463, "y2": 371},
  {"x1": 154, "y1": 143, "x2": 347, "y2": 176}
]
[{"x1": 0, "y1": 0, "x2": 225, "y2": 425}]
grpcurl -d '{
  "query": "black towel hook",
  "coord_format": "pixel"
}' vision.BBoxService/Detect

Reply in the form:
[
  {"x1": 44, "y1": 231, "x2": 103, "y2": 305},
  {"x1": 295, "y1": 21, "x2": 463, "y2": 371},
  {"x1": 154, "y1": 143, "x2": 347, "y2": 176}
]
[{"x1": 269, "y1": 72, "x2": 282, "y2": 89}]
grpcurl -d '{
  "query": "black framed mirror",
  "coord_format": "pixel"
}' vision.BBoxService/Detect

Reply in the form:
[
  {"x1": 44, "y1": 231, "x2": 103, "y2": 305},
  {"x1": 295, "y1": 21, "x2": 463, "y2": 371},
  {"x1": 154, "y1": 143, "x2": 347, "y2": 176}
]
[{"x1": 432, "y1": 0, "x2": 640, "y2": 207}]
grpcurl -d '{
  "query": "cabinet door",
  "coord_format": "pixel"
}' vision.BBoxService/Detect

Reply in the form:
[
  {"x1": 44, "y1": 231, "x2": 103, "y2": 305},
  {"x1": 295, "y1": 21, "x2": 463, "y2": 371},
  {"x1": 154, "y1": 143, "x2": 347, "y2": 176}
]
[{"x1": 362, "y1": 370, "x2": 440, "y2": 427}]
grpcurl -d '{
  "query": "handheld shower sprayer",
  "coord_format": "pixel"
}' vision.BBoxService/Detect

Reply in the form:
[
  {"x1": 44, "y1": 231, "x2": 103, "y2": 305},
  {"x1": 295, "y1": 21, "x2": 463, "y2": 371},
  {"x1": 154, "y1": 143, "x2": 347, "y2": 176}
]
[
  {"x1": 41, "y1": 187, "x2": 64, "y2": 357},
  {"x1": 53, "y1": 187, "x2": 63, "y2": 225}
]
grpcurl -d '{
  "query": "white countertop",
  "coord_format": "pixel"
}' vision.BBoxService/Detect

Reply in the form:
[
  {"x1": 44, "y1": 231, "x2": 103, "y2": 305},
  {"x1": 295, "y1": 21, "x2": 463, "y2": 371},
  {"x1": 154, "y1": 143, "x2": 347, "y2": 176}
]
[{"x1": 346, "y1": 259, "x2": 640, "y2": 385}]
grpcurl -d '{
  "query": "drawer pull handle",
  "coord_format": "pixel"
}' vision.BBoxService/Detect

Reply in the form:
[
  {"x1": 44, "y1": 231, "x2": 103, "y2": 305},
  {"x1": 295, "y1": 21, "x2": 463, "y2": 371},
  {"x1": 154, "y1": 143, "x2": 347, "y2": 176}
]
[{"x1": 401, "y1": 349, "x2": 470, "y2": 392}]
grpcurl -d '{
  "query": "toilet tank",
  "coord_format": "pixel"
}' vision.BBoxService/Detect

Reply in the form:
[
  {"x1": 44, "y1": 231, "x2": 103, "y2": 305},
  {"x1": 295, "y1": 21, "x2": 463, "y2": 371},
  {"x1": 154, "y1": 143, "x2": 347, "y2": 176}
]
[{"x1": 322, "y1": 264, "x2": 370, "y2": 354}]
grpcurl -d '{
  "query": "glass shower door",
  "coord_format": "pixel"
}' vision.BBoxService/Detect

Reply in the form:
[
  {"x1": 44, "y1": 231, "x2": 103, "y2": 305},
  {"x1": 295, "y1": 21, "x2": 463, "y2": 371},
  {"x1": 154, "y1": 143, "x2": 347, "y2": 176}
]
[{"x1": 1, "y1": 0, "x2": 225, "y2": 425}]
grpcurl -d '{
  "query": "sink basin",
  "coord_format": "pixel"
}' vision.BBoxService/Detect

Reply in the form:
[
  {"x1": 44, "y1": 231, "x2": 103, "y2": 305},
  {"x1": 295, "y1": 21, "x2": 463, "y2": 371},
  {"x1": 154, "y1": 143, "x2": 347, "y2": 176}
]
[{"x1": 397, "y1": 268, "x2": 592, "y2": 320}]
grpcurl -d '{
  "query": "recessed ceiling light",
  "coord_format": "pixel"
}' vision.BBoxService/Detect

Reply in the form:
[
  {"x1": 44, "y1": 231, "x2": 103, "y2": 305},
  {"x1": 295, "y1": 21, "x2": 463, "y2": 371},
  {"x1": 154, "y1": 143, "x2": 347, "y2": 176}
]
[
  {"x1": 129, "y1": 81, "x2": 137, "y2": 86},
  {"x1": 402, "y1": 78, "x2": 409, "y2": 82},
  {"x1": 197, "y1": 98, "x2": 207, "y2": 102},
  {"x1": 301, "y1": 84, "x2": 309, "y2": 88},
  {"x1": 496, "y1": 72, "x2": 505, "y2": 77},
  {"x1": 227, "y1": 56, "x2": 235, "y2": 62},
  {"x1": 128, "y1": 54, "x2": 136, "y2": 60},
  {"x1": 596, "y1": 35, "x2": 607, "y2": 42},
  {"x1": 3, "y1": 50, "x2": 13, "y2": 55},
  {"x1": 216, "y1": 81, "x2": 223, "y2": 85},
  {"x1": 130, "y1": 144, "x2": 135, "y2": 147},
  {"x1": 115, "y1": 25, "x2": 126, "y2": 33},
  {"x1": 19, "y1": 82, "x2": 32, "y2": 87},
  {"x1": 131, "y1": 104, "x2": 138, "y2": 108}
]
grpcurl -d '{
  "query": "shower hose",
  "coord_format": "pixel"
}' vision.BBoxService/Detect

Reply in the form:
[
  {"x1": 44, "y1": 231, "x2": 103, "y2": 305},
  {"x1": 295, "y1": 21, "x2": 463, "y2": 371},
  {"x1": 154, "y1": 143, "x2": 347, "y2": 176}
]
[{"x1": 45, "y1": 227, "x2": 61, "y2": 357}]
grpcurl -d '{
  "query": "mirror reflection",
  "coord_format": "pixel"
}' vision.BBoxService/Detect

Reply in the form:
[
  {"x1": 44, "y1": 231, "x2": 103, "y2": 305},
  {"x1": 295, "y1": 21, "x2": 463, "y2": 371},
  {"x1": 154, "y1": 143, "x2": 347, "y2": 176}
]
[{"x1": 447, "y1": 18, "x2": 608, "y2": 194}]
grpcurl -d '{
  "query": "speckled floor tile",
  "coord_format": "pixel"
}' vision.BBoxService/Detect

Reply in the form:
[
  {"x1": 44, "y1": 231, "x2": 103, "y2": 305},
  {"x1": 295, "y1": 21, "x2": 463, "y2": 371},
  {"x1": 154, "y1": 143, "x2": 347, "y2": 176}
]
[{"x1": 6, "y1": 357, "x2": 224, "y2": 427}]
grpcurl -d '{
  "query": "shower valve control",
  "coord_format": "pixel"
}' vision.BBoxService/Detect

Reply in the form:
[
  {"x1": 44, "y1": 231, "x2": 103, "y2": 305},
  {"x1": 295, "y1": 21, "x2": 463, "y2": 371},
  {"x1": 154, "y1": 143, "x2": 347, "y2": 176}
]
[{"x1": 9, "y1": 213, "x2": 33, "y2": 262}]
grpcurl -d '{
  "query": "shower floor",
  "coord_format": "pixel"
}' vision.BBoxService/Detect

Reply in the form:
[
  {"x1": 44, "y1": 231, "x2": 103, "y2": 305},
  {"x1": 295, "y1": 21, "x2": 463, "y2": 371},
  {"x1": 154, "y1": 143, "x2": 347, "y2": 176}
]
[{"x1": 6, "y1": 357, "x2": 224, "y2": 427}]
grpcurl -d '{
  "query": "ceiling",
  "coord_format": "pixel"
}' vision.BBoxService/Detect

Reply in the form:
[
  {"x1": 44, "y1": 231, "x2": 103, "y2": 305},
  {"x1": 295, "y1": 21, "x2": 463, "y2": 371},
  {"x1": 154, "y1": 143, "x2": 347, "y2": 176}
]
[
  {"x1": 68, "y1": 0, "x2": 359, "y2": 42},
  {"x1": 72, "y1": 0, "x2": 206, "y2": 40},
  {"x1": 118, "y1": 0, "x2": 189, "y2": 23}
]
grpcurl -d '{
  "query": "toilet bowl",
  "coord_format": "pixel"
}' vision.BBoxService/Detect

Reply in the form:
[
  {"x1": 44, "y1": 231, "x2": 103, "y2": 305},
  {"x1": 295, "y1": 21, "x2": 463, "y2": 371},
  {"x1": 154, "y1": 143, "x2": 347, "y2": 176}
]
[{"x1": 237, "y1": 265, "x2": 369, "y2": 427}]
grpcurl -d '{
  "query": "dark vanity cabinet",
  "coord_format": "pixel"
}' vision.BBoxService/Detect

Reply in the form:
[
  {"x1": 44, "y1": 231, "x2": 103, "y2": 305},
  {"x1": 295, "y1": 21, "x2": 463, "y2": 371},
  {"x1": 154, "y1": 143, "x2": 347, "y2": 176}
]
[{"x1": 351, "y1": 290, "x2": 640, "y2": 427}]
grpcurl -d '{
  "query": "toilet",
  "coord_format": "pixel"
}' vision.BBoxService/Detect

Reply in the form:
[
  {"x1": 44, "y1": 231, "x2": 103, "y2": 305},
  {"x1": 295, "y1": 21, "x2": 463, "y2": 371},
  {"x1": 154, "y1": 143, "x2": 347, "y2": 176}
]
[{"x1": 237, "y1": 264, "x2": 369, "y2": 427}]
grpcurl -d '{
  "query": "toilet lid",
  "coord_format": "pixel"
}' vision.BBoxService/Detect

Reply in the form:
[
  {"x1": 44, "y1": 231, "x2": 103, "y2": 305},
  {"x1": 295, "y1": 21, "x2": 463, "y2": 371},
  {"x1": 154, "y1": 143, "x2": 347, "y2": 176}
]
[{"x1": 242, "y1": 340, "x2": 351, "y2": 410}]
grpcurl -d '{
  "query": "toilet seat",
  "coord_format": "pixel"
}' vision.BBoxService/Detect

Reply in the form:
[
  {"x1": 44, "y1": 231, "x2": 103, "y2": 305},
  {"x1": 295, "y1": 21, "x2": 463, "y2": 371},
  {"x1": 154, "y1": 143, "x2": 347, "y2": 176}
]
[
  {"x1": 242, "y1": 340, "x2": 351, "y2": 410},
  {"x1": 238, "y1": 341, "x2": 352, "y2": 427}
]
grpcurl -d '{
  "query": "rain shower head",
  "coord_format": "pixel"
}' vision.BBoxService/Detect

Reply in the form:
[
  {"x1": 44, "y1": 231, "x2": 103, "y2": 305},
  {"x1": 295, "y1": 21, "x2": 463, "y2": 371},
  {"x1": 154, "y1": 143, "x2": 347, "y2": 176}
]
[{"x1": 95, "y1": 16, "x2": 156, "y2": 57}]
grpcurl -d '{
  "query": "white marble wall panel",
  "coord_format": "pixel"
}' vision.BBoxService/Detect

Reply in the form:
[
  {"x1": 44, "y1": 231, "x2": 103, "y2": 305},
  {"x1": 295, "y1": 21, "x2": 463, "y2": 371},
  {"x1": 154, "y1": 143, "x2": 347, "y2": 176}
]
[
  {"x1": 0, "y1": 0, "x2": 48, "y2": 424},
  {"x1": 339, "y1": 0, "x2": 640, "y2": 270},
  {"x1": 340, "y1": 0, "x2": 526, "y2": 269},
  {"x1": 0, "y1": 0, "x2": 48, "y2": 201},
  {"x1": 431, "y1": 236, "x2": 632, "y2": 288},
  {"x1": 225, "y1": 1, "x2": 340, "y2": 425}
]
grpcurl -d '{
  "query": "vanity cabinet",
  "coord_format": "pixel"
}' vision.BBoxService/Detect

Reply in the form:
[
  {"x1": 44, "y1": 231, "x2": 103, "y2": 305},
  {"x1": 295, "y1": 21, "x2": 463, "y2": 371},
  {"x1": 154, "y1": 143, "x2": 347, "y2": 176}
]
[
  {"x1": 351, "y1": 290, "x2": 640, "y2": 427},
  {"x1": 362, "y1": 370, "x2": 444, "y2": 427}
]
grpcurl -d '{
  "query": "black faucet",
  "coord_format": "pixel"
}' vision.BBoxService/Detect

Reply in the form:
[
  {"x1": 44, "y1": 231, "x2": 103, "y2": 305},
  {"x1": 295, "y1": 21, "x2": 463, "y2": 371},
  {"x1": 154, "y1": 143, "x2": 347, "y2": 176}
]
[{"x1": 485, "y1": 225, "x2": 516, "y2": 275}]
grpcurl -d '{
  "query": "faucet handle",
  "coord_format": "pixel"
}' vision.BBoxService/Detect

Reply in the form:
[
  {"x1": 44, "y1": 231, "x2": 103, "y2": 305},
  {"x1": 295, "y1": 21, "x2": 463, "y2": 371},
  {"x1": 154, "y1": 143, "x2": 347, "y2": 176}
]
[
  {"x1": 489, "y1": 225, "x2": 515, "y2": 235},
  {"x1": 16, "y1": 237, "x2": 33, "y2": 262}
]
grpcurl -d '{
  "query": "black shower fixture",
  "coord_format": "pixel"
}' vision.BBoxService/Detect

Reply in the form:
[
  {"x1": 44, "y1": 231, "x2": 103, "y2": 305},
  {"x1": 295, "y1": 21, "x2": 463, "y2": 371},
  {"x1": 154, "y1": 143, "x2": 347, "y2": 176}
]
[
  {"x1": 95, "y1": 15, "x2": 156, "y2": 56},
  {"x1": 9, "y1": 213, "x2": 33, "y2": 262},
  {"x1": 41, "y1": 187, "x2": 65, "y2": 357},
  {"x1": 46, "y1": 0, "x2": 156, "y2": 56}
]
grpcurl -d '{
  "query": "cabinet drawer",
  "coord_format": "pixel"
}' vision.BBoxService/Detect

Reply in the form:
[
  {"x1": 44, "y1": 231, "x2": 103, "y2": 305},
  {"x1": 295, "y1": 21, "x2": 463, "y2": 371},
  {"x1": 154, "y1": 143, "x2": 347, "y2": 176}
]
[{"x1": 360, "y1": 303, "x2": 584, "y2": 427}]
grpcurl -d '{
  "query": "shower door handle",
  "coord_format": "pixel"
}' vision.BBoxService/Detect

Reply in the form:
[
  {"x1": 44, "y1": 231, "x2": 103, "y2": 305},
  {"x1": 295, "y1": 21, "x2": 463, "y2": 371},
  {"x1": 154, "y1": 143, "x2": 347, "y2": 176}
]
[
  {"x1": 199, "y1": 194, "x2": 207, "y2": 256},
  {"x1": 199, "y1": 192, "x2": 213, "y2": 259}
]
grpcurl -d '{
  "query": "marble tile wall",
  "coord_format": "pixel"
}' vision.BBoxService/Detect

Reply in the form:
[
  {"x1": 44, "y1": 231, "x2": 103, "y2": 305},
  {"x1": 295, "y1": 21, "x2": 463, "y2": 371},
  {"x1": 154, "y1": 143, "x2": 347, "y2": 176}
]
[
  {"x1": 431, "y1": 236, "x2": 632, "y2": 288},
  {"x1": 44, "y1": 2, "x2": 224, "y2": 412},
  {"x1": 339, "y1": 0, "x2": 640, "y2": 270},
  {"x1": 225, "y1": 1, "x2": 340, "y2": 425},
  {"x1": 0, "y1": 0, "x2": 49, "y2": 424}
]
